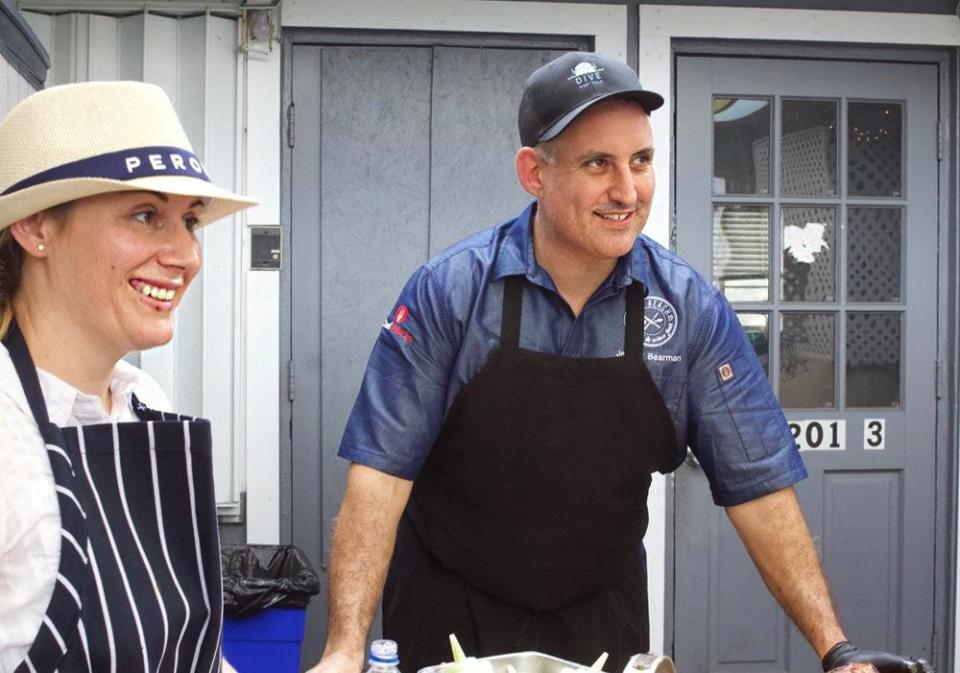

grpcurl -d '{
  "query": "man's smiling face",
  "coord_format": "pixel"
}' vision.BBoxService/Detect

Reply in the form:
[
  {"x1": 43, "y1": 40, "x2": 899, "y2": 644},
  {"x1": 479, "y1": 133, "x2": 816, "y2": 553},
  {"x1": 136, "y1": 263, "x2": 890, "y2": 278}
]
[{"x1": 532, "y1": 98, "x2": 655, "y2": 267}]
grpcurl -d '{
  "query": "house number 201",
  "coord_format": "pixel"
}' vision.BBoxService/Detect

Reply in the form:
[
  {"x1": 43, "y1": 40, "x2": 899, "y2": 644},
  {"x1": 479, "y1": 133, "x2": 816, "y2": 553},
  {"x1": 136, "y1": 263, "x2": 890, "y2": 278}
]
[{"x1": 788, "y1": 419, "x2": 846, "y2": 451}]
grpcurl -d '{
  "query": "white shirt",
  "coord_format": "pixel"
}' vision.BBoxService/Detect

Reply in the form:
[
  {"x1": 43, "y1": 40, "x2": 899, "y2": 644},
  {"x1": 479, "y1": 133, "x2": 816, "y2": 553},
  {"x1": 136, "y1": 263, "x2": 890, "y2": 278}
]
[{"x1": 0, "y1": 343, "x2": 171, "y2": 673}]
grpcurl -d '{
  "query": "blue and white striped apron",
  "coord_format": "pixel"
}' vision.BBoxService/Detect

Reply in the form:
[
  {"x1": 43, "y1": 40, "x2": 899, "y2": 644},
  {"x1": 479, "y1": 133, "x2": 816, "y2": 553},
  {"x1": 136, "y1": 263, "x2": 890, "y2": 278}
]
[{"x1": 5, "y1": 323, "x2": 223, "y2": 673}]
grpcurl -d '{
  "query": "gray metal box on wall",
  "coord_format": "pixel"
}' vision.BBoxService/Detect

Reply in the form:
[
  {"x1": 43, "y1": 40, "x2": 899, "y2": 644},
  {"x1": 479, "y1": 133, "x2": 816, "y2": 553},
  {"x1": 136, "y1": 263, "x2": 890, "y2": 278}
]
[{"x1": 251, "y1": 226, "x2": 282, "y2": 270}]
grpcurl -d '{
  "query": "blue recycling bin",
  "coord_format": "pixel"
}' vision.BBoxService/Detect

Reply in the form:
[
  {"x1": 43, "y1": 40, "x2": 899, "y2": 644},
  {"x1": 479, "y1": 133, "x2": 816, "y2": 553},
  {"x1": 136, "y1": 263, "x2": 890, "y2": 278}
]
[
  {"x1": 223, "y1": 607, "x2": 306, "y2": 673},
  {"x1": 220, "y1": 544, "x2": 321, "y2": 673}
]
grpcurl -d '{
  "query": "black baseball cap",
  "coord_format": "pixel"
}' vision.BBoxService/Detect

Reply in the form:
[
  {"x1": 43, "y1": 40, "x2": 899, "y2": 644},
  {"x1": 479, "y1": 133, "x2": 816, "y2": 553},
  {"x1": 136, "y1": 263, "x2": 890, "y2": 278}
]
[{"x1": 518, "y1": 51, "x2": 664, "y2": 148}]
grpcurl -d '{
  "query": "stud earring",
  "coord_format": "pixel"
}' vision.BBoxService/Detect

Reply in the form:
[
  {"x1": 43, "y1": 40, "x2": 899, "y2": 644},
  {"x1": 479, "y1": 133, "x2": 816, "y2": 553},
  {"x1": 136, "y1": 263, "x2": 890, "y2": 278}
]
[{"x1": 37, "y1": 243, "x2": 45, "y2": 252}]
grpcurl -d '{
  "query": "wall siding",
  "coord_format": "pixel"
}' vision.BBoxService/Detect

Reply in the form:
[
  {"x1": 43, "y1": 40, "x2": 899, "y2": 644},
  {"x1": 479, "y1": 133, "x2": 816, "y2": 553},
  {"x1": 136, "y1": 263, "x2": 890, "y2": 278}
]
[
  {"x1": 22, "y1": 10, "x2": 244, "y2": 512},
  {"x1": 0, "y1": 58, "x2": 34, "y2": 117}
]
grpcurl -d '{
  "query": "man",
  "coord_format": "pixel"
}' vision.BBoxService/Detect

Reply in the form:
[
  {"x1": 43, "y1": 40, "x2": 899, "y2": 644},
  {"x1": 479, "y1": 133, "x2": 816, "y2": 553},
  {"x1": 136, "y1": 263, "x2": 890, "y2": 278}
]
[{"x1": 307, "y1": 53, "x2": 929, "y2": 673}]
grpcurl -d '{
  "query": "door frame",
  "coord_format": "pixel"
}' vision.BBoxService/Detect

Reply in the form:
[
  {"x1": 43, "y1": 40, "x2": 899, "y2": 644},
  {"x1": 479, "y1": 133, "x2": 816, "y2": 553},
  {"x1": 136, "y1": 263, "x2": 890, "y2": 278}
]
[
  {"x1": 666, "y1": 39, "x2": 958, "y2": 672},
  {"x1": 278, "y1": 22, "x2": 592, "y2": 552}
]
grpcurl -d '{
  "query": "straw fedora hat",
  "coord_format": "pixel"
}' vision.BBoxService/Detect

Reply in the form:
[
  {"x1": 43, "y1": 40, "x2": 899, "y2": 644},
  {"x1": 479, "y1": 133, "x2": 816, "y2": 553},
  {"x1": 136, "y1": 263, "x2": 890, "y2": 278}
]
[{"x1": 0, "y1": 80, "x2": 258, "y2": 230}]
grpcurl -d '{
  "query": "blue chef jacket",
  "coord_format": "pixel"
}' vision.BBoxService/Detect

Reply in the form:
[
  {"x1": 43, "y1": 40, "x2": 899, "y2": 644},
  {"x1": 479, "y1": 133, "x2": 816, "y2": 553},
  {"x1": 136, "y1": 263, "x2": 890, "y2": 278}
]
[{"x1": 338, "y1": 203, "x2": 806, "y2": 507}]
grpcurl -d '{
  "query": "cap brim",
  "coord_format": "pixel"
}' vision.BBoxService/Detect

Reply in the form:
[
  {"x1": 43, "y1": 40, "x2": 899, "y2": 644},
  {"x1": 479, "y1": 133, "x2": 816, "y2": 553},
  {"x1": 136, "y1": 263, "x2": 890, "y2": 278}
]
[
  {"x1": 538, "y1": 88, "x2": 665, "y2": 145},
  {"x1": 0, "y1": 175, "x2": 258, "y2": 230}
]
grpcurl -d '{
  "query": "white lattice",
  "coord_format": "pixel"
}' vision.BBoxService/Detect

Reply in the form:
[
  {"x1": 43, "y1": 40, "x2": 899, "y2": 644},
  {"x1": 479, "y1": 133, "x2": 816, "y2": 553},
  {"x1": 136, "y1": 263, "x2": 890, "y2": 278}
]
[
  {"x1": 847, "y1": 313, "x2": 901, "y2": 368},
  {"x1": 752, "y1": 136, "x2": 771, "y2": 195},
  {"x1": 781, "y1": 126, "x2": 836, "y2": 195},
  {"x1": 847, "y1": 208, "x2": 902, "y2": 303},
  {"x1": 848, "y1": 130, "x2": 902, "y2": 196}
]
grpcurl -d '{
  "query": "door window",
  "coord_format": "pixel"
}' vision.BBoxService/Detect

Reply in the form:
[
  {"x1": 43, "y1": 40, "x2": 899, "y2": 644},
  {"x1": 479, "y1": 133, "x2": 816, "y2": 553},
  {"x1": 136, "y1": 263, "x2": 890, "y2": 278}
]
[
  {"x1": 712, "y1": 204, "x2": 770, "y2": 302},
  {"x1": 712, "y1": 97, "x2": 772, "y2": 195},
  {"x1": 781, "y1": 99, "x2": 838, "y2": 196},
  {"x1": 848, "y1": 102, "x2": 903, "y2": 197},
  {"x1": 712, "y1": 96, "x2": 906, "y2": 410}
]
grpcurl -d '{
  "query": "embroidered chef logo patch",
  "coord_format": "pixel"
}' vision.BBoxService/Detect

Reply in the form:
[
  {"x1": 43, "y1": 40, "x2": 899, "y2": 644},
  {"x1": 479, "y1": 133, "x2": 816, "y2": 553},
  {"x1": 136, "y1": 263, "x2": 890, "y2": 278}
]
[
  {"x1": 382, "y1": 304, "x2": 414, "y2": 344},
  {"x1": 717, "y1": 362, "x2": 735, "y2": 383},
  {"x1": 643, "y1": 296, "x2": 678, "y2": 348}
]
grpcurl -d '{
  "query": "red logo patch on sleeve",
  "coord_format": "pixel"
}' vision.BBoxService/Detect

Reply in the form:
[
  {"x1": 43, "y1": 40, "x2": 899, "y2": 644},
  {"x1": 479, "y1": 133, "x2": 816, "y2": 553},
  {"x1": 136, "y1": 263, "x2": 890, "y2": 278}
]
[{"x1": 382, "y1": 304, "x2": 414, "y2": 344}]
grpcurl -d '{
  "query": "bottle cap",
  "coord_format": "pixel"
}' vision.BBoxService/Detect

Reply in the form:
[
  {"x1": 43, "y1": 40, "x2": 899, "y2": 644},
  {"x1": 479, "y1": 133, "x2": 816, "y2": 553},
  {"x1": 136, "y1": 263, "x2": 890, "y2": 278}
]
[{"x1": 370, "y1": 639, "x2": 400, "y2": 666}]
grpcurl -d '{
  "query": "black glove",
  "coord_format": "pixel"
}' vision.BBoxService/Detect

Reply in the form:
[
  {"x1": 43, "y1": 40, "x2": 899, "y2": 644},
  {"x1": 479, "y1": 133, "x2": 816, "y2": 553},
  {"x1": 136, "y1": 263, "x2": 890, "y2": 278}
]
[{"x1": 821, "y1": 641, "x2": 933, "y2": 673}]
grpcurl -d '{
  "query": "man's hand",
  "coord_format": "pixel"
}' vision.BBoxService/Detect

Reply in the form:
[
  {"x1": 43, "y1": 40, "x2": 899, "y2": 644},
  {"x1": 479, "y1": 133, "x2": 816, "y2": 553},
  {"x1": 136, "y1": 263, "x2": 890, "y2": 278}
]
[
  {"x1": 822, "y1": 641, "x2": 932, "y2": 673},
  {"x1": 304, "y1": 648, "x2": 366, "y2": 673},
  {"x1": 725, "y1": 487, "x2": 846, "y2": 657},
  {"x1": 304, "y1": 464, "x2": 413, "y2": 673}
]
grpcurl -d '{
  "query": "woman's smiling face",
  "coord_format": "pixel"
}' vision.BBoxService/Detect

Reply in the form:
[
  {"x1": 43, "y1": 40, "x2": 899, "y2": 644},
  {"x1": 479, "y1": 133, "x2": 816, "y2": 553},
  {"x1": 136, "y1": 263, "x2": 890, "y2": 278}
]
[{"x1": 43, "y1": 190, "x2": 204, "y2": 356}]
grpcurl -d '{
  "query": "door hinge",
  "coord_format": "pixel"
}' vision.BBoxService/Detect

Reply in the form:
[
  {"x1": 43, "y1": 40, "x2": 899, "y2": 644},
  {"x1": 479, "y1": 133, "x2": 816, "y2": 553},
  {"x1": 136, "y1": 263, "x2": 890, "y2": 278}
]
[
  {"x1": 287, "y1": 358, "x2": 296, "y2": 402},
  {"x1": 937, "y1": 121, "x2": 943, "y2": 161},
  {"x1": 669, "y1": 209, "x2": 678, "y2": 251},
  {"x1": 287, "y1": 103, "x2": 295, "y2": 148},
  {"x1": 935, "y1": 359, "x2": 944, "y2": 400}
]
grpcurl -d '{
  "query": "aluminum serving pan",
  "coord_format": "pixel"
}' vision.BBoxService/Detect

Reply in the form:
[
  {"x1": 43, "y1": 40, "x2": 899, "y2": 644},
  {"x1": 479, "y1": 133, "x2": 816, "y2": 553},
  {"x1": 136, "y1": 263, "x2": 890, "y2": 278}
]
[{"x1": 418, "y1": 651, "x2": 676, "y2": 673}]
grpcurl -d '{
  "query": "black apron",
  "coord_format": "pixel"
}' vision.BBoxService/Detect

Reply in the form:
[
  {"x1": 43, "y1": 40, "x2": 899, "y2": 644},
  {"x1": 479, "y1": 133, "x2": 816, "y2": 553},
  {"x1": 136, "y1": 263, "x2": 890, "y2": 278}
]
[
  {"x1": 384, "y1": 276, "x2": 678, "y2": 673},
  {"x1": 5, "y1": 323, "x2": 223, "y2": 673}
]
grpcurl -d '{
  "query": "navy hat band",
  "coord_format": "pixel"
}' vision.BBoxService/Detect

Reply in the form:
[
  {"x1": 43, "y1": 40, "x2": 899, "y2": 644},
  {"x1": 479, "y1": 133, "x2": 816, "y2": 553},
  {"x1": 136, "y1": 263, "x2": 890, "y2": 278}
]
[{"x1": 2, "y1": 145, "x2": 210, "y2": 196}]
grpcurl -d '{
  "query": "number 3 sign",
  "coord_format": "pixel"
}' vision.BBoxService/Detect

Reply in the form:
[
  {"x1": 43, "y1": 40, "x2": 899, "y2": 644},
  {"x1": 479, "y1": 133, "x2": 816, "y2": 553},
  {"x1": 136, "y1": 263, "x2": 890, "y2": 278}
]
[{"x1": 864, "y1": 418, "x2": 886, "y2": 450}]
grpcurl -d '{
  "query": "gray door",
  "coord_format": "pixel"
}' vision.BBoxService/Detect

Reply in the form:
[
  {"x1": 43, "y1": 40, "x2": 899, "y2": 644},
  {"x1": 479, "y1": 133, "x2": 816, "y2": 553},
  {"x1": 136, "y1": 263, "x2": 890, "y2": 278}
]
[
  {"x1": 284, "y1": 41, "x2": 578, "y2": 665},
  {"x1": 673, "y1": 56, "x2": 940, "y2": 671}
]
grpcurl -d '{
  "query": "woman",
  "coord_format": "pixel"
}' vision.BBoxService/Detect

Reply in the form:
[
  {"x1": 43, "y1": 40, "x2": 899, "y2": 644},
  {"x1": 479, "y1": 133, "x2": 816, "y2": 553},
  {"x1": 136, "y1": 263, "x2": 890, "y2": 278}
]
[{"x1": 0, "y1": 81, "x2": 256, "y2": 673}]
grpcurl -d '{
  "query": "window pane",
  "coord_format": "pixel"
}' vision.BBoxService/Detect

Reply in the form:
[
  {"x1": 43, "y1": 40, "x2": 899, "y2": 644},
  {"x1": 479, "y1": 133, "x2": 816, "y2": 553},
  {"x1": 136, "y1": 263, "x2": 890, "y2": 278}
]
[
  {"x1": 847, "y1": 208, "x2": 902, "y2": 303},
  {"x1": 713, "y1": 205, "x2": 770, "y2": 302},
  {"x1": 781, "y1": 206, "x2": 836, "y2": 302},
  {"x1": 848, "y1": 101, "x2": 903, "y2": 197},
  {"x1": 713, "y1": 97, "x2": 771, "y2": 195},
  {"x1": 781, "y1": 99, "x2": 837, "y2": 196},
  {"x1": 737, "y1": 312, "x2": 769, "y2": 378},
  {"x1": 847, "y1": 313, "x2": 901, "y2": 408},
  {"x1": 780, "y1": 313, "x2": 835, "y2": 408}
]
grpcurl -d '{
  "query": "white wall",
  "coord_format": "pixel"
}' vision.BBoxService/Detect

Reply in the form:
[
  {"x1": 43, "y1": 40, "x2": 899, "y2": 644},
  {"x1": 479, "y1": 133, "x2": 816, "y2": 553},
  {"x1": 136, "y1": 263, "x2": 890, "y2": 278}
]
[
  {"x1": 239, "y1": 35, "x2": 282, "y2": 544},
  {"x1": 0, "y1": 60, "x2": 36, "y2": 118}
]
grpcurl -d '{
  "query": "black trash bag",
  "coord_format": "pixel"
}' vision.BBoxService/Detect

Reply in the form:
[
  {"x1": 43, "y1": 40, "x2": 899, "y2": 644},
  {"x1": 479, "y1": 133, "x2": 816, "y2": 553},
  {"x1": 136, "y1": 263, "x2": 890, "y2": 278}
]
[{"x1": 221, "y1": 544, "x2": 321, "y2": 618}]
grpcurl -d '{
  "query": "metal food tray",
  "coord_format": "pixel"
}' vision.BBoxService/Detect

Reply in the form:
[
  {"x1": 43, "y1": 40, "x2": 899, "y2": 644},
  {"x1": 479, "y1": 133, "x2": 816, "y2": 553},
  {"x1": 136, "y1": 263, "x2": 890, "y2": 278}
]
[{"x1": 418, "y1": 651, "x2": 676, "y2": 673}]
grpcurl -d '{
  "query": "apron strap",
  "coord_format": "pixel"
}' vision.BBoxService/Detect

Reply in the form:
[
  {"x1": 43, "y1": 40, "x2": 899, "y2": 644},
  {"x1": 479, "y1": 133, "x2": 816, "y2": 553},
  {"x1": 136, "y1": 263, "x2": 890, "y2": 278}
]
[
  {"x1": 128, "y1": 392, "x2": 191, "y2": 422},
  {"x1": 3, "y1": 322, "x2": 176, "y2": 425},
  {"x1": 2, "y1": 320, "x2": 53, "y2": 428},
  {"x1": 500, "y1": 275, "x2": 524, "y2": 347},
  {"x1": 624, "y1": 281, "x2": 648, "y2": 357},
  {"x1": 130, "y1": 392, "x2": 153, "y2": 421},
  {"x1": 501, "y1": 276, "x2": 649, "y2": 354}
]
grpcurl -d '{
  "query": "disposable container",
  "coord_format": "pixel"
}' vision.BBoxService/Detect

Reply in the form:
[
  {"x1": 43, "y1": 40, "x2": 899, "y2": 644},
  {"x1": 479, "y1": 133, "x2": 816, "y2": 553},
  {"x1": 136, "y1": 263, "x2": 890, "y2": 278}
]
[{"x1": 417, "y1": 651, "x2": 676, "y2": 673}]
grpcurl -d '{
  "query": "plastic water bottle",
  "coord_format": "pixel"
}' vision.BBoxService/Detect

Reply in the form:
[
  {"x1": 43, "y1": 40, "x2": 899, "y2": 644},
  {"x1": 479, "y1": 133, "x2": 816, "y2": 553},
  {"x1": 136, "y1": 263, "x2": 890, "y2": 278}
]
[{"x1": 366, "y1": 639, "x2": 401, "y2": 673}]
